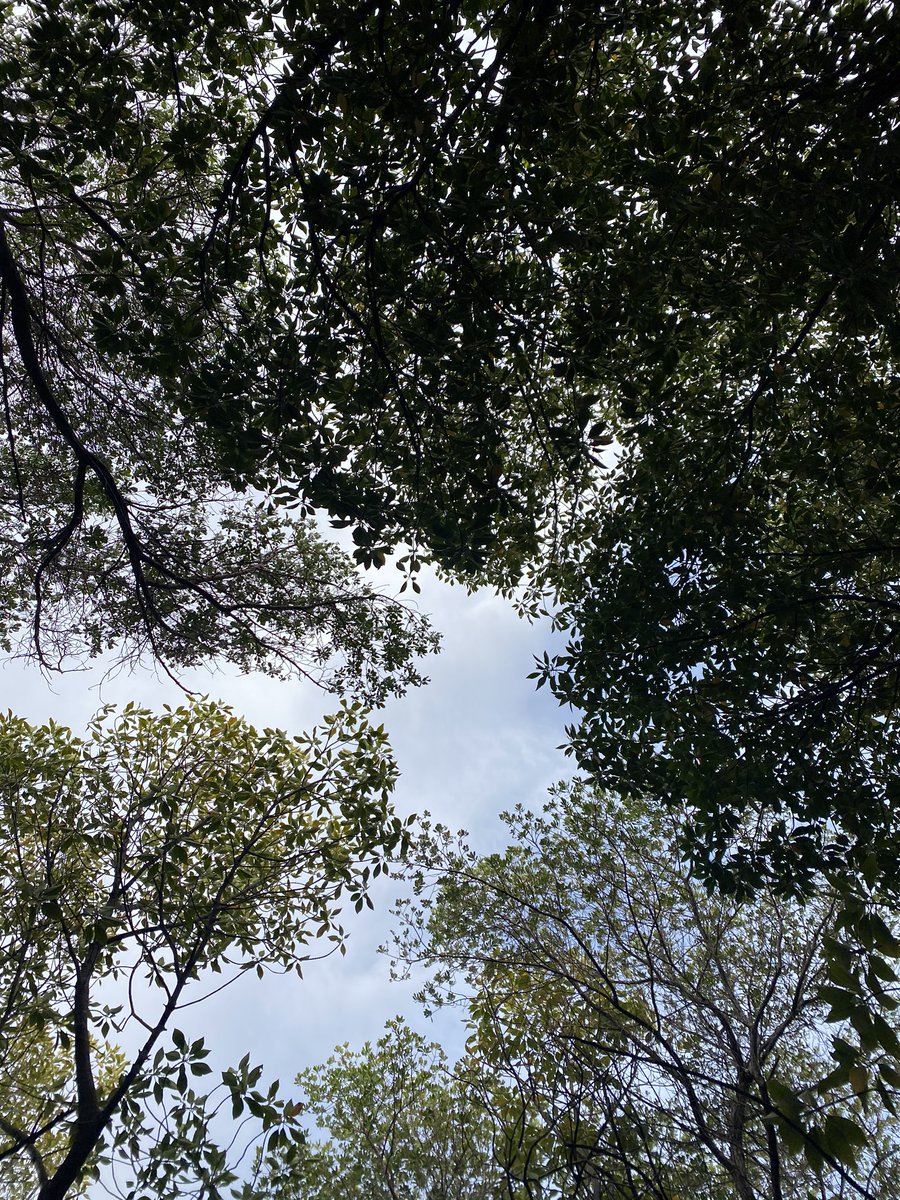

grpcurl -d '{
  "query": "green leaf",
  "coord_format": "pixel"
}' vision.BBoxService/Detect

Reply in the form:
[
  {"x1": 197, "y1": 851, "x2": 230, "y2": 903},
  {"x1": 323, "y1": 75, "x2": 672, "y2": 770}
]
[
  {"x1": 820, "y1": 1113, "x2": 867, "y2": 1167},
  {"x1": 848, "y1": 1066, "x2": 868, "y2": 1095}
]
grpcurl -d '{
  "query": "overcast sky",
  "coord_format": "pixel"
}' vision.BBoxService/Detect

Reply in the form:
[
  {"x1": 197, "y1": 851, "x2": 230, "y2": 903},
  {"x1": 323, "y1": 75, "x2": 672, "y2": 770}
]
[{"x1": 3, "y1": 570, "x2": 570, "y2": 1094}]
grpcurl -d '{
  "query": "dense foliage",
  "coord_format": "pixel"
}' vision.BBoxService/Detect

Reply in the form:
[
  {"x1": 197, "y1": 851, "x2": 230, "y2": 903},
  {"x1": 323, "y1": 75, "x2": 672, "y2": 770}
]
[
  {"x1": 251, "y1": 1019, "x2": 503, "y2": 1200},
  {"x1": 0, "y1": 0, "x2": 454, "y2": 681},
  {"x1": 0, "y1": 700, "x2": 406, "y2": 1200},
  {"x1": 394, "y1": 785, "x2": 900, "y2": 1198},
  {"x1": 3, "y1": 0, "x2": 900, "y2": 1191},
  {"x1": 0, "y1": 0, "x2": 573, "y2": 671},
  {"x1": 3, "y1": 0, "x2": 899, "y2": 897}
]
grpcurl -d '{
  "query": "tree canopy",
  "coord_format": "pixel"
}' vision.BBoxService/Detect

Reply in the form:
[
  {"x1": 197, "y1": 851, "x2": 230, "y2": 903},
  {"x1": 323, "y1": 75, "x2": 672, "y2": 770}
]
[
  {"x1": 251, "y1": 1018, "x2": 504, "y2": 1200},
  {"x1": 3, "y1": 0, "x2": 899, "y2": 901},
  {"x1": 0, "y1": 1034, "x2": 125, "y2": 1200},
  {"x1": 4, "y1": 0, "x2": 900, "y2": 1180},
  {"x1": 1, "y1": 0, "x2": 458, "y2": 681},
  {"x1": 394, "y1": 785, "x2": 900, "y2": 1198},
  {"x1": 0, "y1": 0, "x2": 573, "y2": 672},
  {"x1": 0, "y1": 699, "x2": 406, "y2": 1200}
]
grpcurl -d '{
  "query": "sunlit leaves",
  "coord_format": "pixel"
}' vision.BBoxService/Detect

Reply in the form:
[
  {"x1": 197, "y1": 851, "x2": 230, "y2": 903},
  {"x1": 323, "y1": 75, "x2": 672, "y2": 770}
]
[
  {"x1": 249, "y1": 1018, "x2": 502, "y2": 1200},
  {"x1": 0, "y1": 699, "x2": 403, "y2": 1200}
]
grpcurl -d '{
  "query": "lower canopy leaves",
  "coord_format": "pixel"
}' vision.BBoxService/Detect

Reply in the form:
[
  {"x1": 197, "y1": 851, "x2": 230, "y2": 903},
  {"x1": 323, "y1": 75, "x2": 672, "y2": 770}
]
[{"x1": 0, "y1": 698, "x2": 405, "y2": 1200}]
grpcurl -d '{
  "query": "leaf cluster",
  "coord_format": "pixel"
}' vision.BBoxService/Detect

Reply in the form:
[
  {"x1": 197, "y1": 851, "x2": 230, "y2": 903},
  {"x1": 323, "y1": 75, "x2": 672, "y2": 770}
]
[
  {"x1": 0, "y1": 698, "x2": 406, "y2": 1200},
  {"x1": 392, "y1": 785, "x2": 900, "y2": 1198}
]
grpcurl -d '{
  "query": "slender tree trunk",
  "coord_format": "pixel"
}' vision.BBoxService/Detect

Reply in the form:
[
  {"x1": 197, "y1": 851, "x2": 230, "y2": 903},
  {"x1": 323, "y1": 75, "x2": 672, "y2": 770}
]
[
  {"x1": 36, "y1": 1119, "x2": 104, "y2": 1200},
  {"x1": 728, "y1": 1067, "x2": 758, "y2": 1200}
]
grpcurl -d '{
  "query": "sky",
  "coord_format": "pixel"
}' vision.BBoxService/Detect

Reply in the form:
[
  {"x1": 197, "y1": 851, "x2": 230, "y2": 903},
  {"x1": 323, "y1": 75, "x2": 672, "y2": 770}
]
[{"x1": 3, "y1": 569, "x2": 571, "y2": 1097}]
